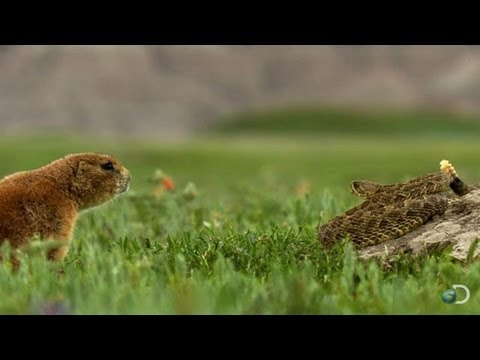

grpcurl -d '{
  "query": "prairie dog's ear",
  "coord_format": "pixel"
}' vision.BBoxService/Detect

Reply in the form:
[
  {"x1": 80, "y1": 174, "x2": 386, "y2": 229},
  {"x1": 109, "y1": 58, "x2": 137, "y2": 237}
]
[{"x1": 76, "y1": 160, "x2": 90, "y2": 177}]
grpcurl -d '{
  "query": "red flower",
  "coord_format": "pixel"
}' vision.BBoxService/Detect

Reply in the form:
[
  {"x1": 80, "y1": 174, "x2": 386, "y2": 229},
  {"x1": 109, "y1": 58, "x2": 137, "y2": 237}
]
[
  {"x1": 162, "y1": 176, "x2": 176, "y2": 191},
  {"x1": 295, "y1": 180, "x2": 311, "y2": 195}
]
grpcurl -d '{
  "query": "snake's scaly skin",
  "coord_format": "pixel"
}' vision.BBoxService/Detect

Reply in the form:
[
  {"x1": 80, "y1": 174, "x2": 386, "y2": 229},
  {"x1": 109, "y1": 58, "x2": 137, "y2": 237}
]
[{"x1": 318, "y1": 160, "x2": 472, "y2": 249}]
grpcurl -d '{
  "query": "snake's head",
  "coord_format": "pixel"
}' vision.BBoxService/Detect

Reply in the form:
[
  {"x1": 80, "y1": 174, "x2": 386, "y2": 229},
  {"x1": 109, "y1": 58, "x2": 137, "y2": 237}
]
[{"x1": 350, "y1": 181, "x2": 382, "y2": 199}]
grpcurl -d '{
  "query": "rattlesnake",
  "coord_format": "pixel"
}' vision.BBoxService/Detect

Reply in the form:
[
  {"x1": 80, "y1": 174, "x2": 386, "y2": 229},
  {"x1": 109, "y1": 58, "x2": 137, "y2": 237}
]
[{"x1": 318, "y1": 160, "x2": 475, "y2": 249}]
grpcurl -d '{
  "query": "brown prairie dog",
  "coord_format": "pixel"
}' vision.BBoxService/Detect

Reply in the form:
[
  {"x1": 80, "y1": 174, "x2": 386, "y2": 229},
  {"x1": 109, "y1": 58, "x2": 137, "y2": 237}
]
[{"x1": 0, "y1": 153, "x2": 131, "y2": 264}]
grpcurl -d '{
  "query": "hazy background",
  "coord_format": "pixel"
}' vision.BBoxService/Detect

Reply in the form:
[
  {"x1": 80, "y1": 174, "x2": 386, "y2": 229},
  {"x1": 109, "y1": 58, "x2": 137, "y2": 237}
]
[{"x1": 2, "y1": 45, "x2": 480, "y2": 138}]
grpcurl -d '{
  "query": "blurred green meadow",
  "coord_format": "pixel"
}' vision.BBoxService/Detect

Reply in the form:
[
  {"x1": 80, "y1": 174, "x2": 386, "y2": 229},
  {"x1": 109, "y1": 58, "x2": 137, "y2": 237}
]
[{"x1": 1, "y1": 107, "x2": 480, "y2": 314}]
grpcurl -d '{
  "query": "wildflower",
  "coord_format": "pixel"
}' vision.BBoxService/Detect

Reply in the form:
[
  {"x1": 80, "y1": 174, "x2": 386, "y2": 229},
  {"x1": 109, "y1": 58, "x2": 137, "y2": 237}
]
[
  {"x1": 151, "y1": 169, "x2": 165, "y2": 182},
  {"x1": 162, "y1": 176, "x2": 176, "y2": 191},
  {"x1": 150, "y1": 168, "x2": 176, "y2": 198},
  {"x1": 182, "y1": 182, "x2": 198, "y2": 200},
  {"x1": 295, "y1": 180, "x2": 312, "y2": 196}
]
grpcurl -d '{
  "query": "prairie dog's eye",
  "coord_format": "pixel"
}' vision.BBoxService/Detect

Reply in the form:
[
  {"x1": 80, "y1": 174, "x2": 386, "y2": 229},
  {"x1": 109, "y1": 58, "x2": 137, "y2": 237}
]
[{"x1": 101, "y1": 162, "x2": 115, "y2": 171}]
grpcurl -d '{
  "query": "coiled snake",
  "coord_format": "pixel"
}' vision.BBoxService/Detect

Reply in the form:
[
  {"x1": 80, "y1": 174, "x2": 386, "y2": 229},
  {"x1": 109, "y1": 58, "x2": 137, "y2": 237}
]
[{"x1": 318, "y1": 160, "x2": 473, "y2": 248}]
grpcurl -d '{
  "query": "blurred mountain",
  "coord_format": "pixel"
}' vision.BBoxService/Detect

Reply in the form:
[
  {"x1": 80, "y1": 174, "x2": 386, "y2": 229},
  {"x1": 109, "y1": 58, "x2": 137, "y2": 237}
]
[{"x1": 1, "y1": 45, "x2": 480, "y2": 137}]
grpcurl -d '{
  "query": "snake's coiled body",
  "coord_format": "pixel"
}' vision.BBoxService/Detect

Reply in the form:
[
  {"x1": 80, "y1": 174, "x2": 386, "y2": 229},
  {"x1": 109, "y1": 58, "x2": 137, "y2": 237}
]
[{"x1": 318, "y1": 160, "x2": 472, "y2": 249}]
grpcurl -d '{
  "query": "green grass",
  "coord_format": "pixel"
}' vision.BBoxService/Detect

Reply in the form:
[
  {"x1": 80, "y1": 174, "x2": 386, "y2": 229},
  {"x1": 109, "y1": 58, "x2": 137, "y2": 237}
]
[
  {"x1": 1, "y1": 132, "x2": 480, "y2": 314},
  {"x1": 210, "y1": 105, "x2": 480, "y2": 137}
]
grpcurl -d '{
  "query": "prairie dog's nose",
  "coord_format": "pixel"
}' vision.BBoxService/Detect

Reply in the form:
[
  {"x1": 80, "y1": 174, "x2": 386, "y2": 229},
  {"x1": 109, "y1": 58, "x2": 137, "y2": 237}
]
[
  {"x1": 117, "y1": 167, "x2": 131, "y2": 193},
  {"x1": 120, "y1": 167, "x2": 130, "y2": 179}
]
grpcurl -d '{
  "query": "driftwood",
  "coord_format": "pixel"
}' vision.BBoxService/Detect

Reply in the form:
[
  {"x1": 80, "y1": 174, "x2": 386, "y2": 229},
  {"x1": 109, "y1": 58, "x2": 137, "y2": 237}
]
[{"x1": 359, "y1": 187, "x2": 480, "y2": 262}]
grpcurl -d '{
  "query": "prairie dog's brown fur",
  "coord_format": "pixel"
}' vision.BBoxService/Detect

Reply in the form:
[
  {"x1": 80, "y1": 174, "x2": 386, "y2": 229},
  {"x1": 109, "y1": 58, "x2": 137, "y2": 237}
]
[{"x1": 0, "y1": 153, "x2": 131, "y2": 264}]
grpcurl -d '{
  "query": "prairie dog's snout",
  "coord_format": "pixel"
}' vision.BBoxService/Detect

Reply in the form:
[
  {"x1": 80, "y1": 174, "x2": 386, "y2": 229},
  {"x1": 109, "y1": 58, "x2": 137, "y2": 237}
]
[{"x1": 117, "y1": 167, "x2": 131, "y2": 194}]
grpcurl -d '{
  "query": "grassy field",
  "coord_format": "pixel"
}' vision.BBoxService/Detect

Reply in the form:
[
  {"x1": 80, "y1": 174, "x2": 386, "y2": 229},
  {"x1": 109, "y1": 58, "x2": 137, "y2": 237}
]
[
  {"x1": 2, "y1": 110, "x2": 480, "y2": 314},
  {"x1": 212, "y1": 106, "x2": 480, "y2": 137}
]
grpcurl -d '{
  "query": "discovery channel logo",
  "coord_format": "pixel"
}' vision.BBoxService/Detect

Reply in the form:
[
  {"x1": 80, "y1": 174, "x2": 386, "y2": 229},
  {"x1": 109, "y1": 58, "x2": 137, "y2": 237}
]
[{"x1": 441, "y1": 284, "x2": 470, "y2": 305}]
